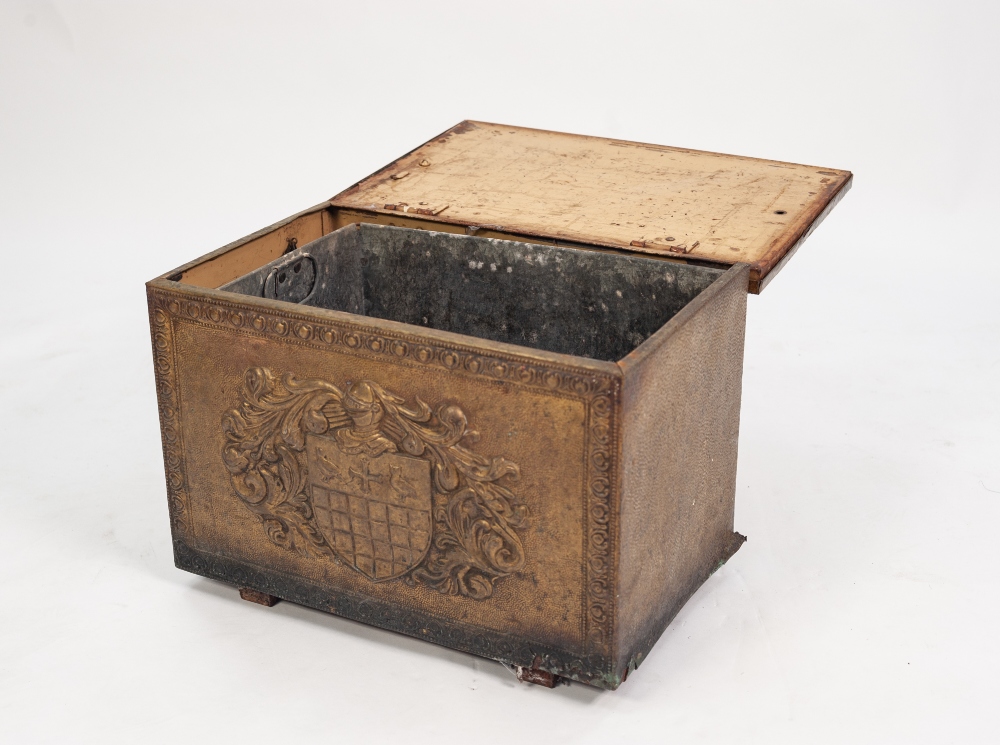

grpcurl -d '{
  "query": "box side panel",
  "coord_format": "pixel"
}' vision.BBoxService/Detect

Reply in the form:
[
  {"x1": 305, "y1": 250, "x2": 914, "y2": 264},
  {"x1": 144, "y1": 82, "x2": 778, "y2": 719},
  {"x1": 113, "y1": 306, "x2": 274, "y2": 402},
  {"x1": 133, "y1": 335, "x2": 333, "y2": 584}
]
[
  {"x1": 614, "y1": 264, "x2": 749, "y2": 679},
  {"x1": 175, "y1": 210, "x2": 328, "y2": 289},
  {"x1": 147, "y1": 283, "x2": 621, "y2": 688}
]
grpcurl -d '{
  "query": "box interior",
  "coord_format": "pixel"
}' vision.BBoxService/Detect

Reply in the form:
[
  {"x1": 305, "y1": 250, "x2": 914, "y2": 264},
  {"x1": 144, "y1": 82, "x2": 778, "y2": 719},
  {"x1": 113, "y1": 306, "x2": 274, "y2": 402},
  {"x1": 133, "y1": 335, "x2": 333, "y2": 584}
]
[{"x1": 219, "y1": 223, "x2": 724, "y2": 362}]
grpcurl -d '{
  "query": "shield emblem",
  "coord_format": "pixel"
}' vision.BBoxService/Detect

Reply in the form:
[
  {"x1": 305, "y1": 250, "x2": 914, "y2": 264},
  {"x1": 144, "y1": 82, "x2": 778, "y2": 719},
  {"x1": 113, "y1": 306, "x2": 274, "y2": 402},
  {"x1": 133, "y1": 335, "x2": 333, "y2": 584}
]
[{"x1": 307, "y1": 434, "x2": 432, "y2": 581}]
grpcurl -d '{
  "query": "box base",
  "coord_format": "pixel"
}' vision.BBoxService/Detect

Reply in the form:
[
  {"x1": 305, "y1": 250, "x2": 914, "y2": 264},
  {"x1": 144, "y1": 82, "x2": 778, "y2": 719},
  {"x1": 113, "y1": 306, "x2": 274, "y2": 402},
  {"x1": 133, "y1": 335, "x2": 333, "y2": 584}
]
[
  {"x1": 173, "y1": 539, "x2": 620, "y2": 689},
  {"x1": 619, "y1": 531, "x2": 746, "y2": 678}
]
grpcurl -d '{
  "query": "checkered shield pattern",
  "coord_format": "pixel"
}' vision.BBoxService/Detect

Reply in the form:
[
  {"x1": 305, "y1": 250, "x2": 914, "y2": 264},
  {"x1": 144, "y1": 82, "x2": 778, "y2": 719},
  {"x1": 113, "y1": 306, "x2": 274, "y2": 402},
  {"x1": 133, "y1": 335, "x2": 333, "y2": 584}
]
[{"x1": 307, "y1": 435, "x2": 432, "y2": 581}]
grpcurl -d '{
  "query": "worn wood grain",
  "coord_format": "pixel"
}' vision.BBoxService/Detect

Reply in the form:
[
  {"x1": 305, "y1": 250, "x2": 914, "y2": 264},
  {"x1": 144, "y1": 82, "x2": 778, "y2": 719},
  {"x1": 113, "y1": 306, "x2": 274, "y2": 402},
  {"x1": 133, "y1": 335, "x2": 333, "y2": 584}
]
[
  {"x1": 331, "y1": 121, "x2": 851, "y2": 291},
  {"x1": 177, "y1": 209, "x2": 326, "y2": 289}
]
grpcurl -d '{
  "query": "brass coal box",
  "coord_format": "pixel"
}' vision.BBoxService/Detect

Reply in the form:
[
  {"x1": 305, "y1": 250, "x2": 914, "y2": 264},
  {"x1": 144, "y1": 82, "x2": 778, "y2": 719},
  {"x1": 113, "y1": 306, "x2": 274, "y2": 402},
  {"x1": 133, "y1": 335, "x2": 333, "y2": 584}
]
[{"x1": 147, "y1": 122, "x2": 851, "y2": 689}]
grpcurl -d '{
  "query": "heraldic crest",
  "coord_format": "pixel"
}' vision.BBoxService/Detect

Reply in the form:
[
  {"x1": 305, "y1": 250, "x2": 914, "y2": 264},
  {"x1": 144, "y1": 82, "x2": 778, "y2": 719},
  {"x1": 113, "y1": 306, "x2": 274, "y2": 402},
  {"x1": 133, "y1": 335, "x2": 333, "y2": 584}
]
[{"x1": 221, "y1": 367, "x2": 527, "y2": 599}]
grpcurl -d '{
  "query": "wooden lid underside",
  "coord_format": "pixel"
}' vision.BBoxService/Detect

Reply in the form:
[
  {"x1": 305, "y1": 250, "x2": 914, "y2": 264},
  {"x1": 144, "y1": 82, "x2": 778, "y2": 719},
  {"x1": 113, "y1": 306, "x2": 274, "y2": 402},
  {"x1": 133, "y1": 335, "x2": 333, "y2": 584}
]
[{"x1": 331, "y1": 121, "x2": 852, "y2": 293}]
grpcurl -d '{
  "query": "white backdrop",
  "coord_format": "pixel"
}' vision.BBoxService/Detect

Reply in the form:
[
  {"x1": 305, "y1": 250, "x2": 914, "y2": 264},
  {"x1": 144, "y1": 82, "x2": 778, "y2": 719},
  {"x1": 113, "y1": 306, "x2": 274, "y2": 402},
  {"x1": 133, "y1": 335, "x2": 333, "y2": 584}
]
[{"x1": 2, "y1": 2, "x2": 998, "y2": 743}]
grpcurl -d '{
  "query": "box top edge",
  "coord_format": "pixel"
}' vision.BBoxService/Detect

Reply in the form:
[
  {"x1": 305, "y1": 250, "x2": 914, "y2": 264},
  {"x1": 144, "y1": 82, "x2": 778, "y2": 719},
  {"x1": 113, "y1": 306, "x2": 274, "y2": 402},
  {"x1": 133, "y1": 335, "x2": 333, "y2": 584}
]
[{"x1": 147, "y1": 278, "x2": 624, "y2": 378}]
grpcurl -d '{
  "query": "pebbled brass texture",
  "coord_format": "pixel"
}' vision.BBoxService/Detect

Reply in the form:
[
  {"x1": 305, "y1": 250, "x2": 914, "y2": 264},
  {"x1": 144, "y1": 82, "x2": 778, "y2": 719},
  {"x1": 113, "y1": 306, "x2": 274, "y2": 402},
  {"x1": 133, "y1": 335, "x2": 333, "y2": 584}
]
[
  {"x1": 145, "y1": 183, "x2": 792, "y2": 689},
  {"x1": 616, "y1": 263, "x2": 750, "y2": 674}
]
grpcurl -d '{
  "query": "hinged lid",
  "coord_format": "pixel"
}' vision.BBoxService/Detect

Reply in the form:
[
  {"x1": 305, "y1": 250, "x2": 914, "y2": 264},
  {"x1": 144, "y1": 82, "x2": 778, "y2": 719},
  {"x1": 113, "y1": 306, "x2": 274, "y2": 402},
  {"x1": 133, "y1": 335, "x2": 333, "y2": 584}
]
[{"x1": 331, "y1": 121, "x2": 851, "y2": 293}]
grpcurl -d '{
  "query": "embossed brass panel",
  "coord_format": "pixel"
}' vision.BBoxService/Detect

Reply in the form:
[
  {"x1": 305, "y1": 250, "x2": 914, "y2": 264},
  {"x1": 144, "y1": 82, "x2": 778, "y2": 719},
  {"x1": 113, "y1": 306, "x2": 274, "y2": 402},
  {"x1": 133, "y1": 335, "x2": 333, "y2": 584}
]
[
  {"x1": 223, "y1": 367, "x2": 525, "y2": 592},
  {"x1": 148, "y1": 278, "x2": 619, "y2": 682}
]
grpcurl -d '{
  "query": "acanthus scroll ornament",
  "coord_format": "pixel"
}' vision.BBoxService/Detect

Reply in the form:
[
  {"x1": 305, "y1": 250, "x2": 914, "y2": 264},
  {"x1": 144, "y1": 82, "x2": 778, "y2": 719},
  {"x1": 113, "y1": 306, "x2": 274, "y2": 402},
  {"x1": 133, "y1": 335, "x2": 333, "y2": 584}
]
[{"x1": 221, "y1": 367, "x2": 527, "y2": 600}]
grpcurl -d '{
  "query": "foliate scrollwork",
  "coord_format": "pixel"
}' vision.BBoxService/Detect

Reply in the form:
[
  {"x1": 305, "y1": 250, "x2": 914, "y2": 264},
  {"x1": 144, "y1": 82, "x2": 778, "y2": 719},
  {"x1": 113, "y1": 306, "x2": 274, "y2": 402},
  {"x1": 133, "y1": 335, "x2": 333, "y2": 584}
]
[{"x1": 221, "y1": 367, "x2": 527, "y2": 600}]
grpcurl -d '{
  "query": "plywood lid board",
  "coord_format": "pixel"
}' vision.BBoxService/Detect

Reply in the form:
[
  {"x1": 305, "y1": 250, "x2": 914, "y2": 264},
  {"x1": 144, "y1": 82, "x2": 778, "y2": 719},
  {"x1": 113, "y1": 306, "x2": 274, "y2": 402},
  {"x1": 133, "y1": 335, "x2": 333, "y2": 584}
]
[{"x1": 331, "y1": 121, "x2": 852, "y2": 293}]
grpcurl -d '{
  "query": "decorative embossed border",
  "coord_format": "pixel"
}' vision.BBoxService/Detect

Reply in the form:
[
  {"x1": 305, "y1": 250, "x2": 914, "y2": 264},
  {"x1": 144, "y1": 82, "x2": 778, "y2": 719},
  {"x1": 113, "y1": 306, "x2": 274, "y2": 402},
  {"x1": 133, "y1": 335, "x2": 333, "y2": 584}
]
[
  {"x1": 148, "y1": 291, "x2": 192, "y2": 542},
  {"x1": 146, "y1": 282, "x2": 620, "y2": 684}
]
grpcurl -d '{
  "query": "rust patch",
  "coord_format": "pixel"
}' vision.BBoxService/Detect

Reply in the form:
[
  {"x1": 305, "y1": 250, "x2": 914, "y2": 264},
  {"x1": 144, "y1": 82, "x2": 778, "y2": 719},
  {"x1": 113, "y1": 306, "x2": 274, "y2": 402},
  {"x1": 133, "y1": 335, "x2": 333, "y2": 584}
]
[
  {"x1": 516, "y1": 665, "x2": 560, "y2": 688},
  {"x1": 240, "y1": 587, "x2": 280, "y2": 606},
  {"x1": 411, "y1": 204, "x2": 449, "y2": 216}
]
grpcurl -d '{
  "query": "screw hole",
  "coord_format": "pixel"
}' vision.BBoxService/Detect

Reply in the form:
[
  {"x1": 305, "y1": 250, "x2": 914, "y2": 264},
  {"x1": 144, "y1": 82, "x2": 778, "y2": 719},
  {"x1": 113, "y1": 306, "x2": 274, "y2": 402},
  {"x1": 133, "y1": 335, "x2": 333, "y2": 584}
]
[
  {"x1": 278, "y1": 272, "x2": 286, "y2": 283},
  {"x1": 293, "y1": 262, "x2": 301, "y2": 273},
  {"x1": 774, "y1": 210, "x2": 787, "y2": 215}
]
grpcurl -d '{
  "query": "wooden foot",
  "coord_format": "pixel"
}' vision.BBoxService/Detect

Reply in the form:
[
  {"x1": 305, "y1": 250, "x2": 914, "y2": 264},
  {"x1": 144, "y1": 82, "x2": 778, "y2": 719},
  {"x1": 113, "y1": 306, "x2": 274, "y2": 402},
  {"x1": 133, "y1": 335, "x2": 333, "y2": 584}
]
[
  {"x1": 515, "y1": 665, "x2": 560, "y2": 688},
  {"x1": 239, "y1": 587, "x2": 280, "y2": 606}
]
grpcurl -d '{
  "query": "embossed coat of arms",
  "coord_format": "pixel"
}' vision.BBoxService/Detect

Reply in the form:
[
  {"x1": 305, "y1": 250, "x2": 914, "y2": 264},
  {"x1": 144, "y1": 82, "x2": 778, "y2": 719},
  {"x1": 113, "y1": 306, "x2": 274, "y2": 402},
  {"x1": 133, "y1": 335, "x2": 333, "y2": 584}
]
[{"x1": 221, "y1": 368, "x2": 527, "y2": 599}]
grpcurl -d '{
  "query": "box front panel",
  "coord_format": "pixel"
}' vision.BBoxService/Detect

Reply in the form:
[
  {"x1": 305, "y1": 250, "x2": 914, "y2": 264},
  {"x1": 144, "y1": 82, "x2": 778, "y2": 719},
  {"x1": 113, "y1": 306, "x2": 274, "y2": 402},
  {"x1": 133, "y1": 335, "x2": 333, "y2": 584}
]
[{"x1": 148, "y1": 285, "x2": 619, "y2": 685}]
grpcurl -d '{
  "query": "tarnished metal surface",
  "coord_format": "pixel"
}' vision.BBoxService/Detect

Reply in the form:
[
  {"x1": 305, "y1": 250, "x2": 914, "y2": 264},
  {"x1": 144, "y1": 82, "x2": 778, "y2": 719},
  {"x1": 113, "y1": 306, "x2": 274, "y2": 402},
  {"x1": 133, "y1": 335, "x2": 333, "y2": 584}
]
[
  {"x1": 617, "y1": 263, "x2": 750, "y2": 672},
  {"x1": 222, "y1": 223, "x2": 724, "y2": 361},
  {"x1": 149, "y1": 224, "x2": 748, "y2": 690},
  {"x1": 261, "y1": 253, "x2": 316, "y2": 303},
  {"x1": 147, "y1": 123, "x2": 850, "y2": 688}
]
